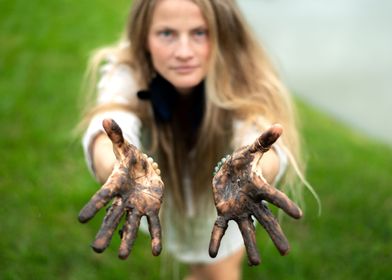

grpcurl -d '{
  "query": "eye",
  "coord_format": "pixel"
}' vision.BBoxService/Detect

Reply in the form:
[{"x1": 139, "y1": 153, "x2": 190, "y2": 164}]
[
  {"x1": 193, "y1": 28, "x2": 208, "y2": 38},
  {"x1": 158, "y1": 29, "x2": 174, "y2": 38}
]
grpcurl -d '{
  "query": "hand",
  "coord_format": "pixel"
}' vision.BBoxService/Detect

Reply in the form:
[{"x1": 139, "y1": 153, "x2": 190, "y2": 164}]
[
  {"x1": 209, "y1": 124, "x2": 302, "y2": 265},
  {"x1": 78, "y1": 119, "x2": 164, "y2": 259}
]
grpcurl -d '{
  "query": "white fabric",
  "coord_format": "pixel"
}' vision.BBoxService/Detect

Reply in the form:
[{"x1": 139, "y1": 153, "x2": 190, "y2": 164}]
[
  {"x1": 164, "y1": 219, "x2": 245, "y2": 264},
  {"x1": 97, "y1": 59, "x2": 139, "y2": 106},
  {"x1": 82, "y1": 60, "x2": 142, "y2": 175},
  {"x1": 82, "y1": 60, "x2": 289, "y2": 263},
  {"x1": 97, "y1": 63, "x2": 138, "y2": 105}
]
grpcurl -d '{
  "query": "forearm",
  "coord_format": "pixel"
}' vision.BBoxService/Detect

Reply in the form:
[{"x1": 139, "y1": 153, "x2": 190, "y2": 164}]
[
  {"x1": 232, "y1": 119, "x2": 284, "y2": 185},
  {"x1": 254, "y1": 148, "x2": 280, "y2": 184},
  {"x1": 92, "y1": 133, "x2": 116, "y2": 184}
]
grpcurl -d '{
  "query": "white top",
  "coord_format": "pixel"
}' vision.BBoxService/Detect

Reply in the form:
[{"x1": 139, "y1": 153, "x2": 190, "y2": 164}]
[{"x1": 82, "y1": 61, "x2": 288, "y2": 263}]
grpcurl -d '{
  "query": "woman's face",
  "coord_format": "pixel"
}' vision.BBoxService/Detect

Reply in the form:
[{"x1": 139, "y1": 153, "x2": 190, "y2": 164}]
[{"x1": 148, "y1": 0, "x2": 211, "y2": 94}]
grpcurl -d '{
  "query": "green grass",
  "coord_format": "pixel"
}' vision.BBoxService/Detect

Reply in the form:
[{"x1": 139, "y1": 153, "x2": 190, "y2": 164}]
[{"x1": 1, "y1": 0, "x2": 391, "y2": 279}]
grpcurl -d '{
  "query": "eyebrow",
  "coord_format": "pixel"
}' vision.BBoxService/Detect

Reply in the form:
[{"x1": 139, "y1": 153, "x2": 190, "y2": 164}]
[
  {"x1": 152, "y1": 24, "x2": 208, "y2": 31},
  {"x1": 191, "y1": 25, "x2": 208, "y2": 30}
]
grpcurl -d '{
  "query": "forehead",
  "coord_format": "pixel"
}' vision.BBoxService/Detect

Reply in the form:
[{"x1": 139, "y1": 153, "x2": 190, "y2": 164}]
[{"x1": 150, "y1": 0, "x2": 207, "y2": 28}]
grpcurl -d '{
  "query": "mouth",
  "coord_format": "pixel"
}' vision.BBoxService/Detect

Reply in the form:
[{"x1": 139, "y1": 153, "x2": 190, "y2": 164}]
[{"x1": 172, "y1": 65, "x2": 199, "y2": 74}]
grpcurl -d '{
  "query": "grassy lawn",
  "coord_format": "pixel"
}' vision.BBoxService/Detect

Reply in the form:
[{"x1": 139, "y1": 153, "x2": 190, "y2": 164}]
[{"x1": 1, "y1": 0, "x2": 391, "y2": 279}]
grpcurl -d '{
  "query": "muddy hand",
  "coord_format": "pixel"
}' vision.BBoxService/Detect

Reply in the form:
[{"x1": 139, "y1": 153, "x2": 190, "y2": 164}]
[
  {"x1": 78, "y1": 119, "x2": 164, "y2": 259},
  {"x1": 209, "y1": 124, "x2": 302, "y2": 266}
]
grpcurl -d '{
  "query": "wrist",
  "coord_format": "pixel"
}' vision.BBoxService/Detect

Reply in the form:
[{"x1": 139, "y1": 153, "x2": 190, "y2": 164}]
[
  {"x1": 255, "y1": 149, "x2": 279, "y2": 184},
  {"x1": 92, "y1": 133, "x2": 116, "y2": 183}
]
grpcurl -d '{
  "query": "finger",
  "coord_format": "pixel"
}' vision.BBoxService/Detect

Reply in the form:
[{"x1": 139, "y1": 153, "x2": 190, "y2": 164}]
[
  {"x1": 252, "y1": 177, "x2": 302, "y2": 219},
  {"x1": 78, "y1": 173, "x2": 121, "y2": 223},
  {"x1": 78, "y1": 186, "x2": 114, "y2": 223},
  {"x1": 208, "y1": 216, "x2": 228, "y2": 258},
  {"x1": 251, "y1": 202, "x2": 290, "y2": 255},
  {"x1": 118, "y1": 210, "x2": 141, "y2": 260},
  {"x1": 238, "y1": 217, "x2": 261, "y2": 266},
  {"x1": 102, "y1": 119, "x2": 124, "y2": 146},
  {"x1": 91, "y1": 197, "x2": 124, "y2": 253},
  {"x1": 102, "y1": 119, "x2": 138, "y2": 160},
  {"x1": 249, "y1": 124, "x2": 283, "y2": 154},
  {"x1": 147, "y1": 213, "x2": 162, "y2": 256}
]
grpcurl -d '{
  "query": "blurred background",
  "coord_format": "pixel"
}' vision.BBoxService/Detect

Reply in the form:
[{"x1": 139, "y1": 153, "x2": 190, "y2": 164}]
[
  {"x1": 239, "y1": 0, "x2": 392, "y2": 146},
  {"x1": 0, "y1": 0, "x2": 391, "y2": 279}
]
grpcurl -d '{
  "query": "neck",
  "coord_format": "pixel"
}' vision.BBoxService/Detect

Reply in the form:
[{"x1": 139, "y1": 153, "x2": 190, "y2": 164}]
[{"x1": 176, "y1": 87, "x2": 193, "y2": 95}]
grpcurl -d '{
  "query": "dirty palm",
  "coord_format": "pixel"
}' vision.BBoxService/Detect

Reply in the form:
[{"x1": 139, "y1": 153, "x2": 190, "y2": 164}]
[{"x1": 78, "y1": 119, "x2": 302, "y2": 265}]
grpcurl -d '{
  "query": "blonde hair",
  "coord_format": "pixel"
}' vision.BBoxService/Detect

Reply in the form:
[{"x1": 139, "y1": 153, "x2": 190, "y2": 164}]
[{"x1": 82, "y1": 0, "x2": 319, "y2": 215}]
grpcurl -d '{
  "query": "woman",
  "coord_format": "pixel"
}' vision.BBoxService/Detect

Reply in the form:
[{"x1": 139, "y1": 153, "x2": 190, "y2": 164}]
[{"x1": 78, "y1": 0, "x2": 307, "y2": 279}]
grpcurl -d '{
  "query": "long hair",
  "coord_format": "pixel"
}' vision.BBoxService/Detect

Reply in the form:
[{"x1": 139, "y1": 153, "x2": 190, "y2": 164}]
[{"x1": 82, "y1": 0, "x2": 318, "y2": 217}]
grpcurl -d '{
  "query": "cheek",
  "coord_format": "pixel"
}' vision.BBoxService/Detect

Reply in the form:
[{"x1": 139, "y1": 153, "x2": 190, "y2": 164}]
[
  {"x1": 200, "y1": 43, "x2": 211, "y2": 71},
  {"x1": 148, "y1": 38, "x2": 170, "y2": 66},
  {"x1": 200, "y1": 41, "x2": 211, "y2": 62}
]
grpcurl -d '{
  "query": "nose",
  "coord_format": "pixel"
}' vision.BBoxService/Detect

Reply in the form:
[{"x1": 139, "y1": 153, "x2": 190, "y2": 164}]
[{"x1": 174, "y1": 36, "x2": 194, "y2": 60}]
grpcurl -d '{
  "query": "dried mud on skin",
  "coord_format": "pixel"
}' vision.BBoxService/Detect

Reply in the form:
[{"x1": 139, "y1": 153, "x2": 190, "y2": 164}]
[
  {"x1": 209, "y1": 124, "x2": 302, "y2": 266},
  {"x1": 79, "y1": 119, "x2": 164, "y2": 259}
]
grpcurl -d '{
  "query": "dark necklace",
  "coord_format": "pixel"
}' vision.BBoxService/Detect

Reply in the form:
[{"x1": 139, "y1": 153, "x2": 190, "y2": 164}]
[{"x1": 137, "y1": 74, "x2": 205, "y2": 131}]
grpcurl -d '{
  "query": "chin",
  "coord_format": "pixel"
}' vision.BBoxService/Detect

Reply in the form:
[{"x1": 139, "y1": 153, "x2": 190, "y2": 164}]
[{"x1": 170, "y1": 74, "x2": 204, "y2": 91}]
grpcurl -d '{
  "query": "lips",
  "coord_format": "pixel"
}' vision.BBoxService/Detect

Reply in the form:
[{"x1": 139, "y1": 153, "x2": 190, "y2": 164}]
[{"x1": 172, "y1": 65, "x2": 199, "y2": 74}]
